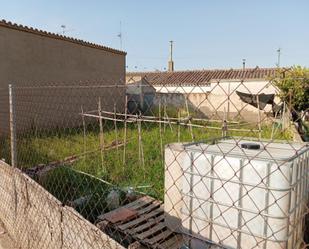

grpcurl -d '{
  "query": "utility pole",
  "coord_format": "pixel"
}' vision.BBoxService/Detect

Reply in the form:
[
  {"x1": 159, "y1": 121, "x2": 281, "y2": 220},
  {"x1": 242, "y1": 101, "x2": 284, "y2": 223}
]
[{"x1": 276, "y1": 48, "x2": 281, "y2": 68}]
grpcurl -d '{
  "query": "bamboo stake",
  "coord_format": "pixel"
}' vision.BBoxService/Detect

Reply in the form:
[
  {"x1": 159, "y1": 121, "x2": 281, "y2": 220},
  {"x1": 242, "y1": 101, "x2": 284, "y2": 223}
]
[
  {"x1": 137, "y1": 113, "x2": 141, "y2": 167},
  {"x1": 185, "y1": 95, "x2": 194, "y2": 141},
  {"x1": 163, "y1": 102, "x2": 166, "y2": 132},
  {"x1": 270, "y1": 109, "x2": 278, "y2": 140},
  {"x1": 289, "y1": 90, "x2": 292, "y2": 129},
  {"x1": 98, "y1": 97, "x2": 105, "y2": 173},
  {"x1": 83, "y1": 109, "x2": 241, "y2": 124},
  {"x1": 81, "y1": 106, "x2": 86, "y2": 160},
  {"x1": 158, "y1": 98, "x2": 163, "y2": 164},
  {"x1": 81, "y1": 112, "x2": 259, "y2": 132},
  {"x1": 177, "y1": 107, "x2": 181, "y2": 142},
  {"x1": 227, "y1": 83, "x2": 231, "y2": 120},
  {"x1": 163, "y1": 100, "x2": 173, "y2": 132},
  {"x1": 137, "y1": 112, "x2": 145, "y2": 179},
  {"x1": 114, "y1": 103, "x2": 119, "y2": 159},
  {"x1": 256, "y1": 95, "x2": 262, "y2": 140},
  {"x1": 123, "y1": 95, "x2": 128, "y2": 167},
  {"x1": 222, "y1": 107, "x2": 227, "y2": 137}
]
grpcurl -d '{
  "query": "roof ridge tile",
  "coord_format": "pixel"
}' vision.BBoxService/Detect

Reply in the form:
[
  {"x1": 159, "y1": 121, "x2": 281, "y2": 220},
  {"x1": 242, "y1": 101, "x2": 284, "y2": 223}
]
[
  {"x1": 0, "y1": 19, "x2": 126, "y2": 56},
  {"x1": 126, "y1": 67, "x2": 281, "y2": 86}
]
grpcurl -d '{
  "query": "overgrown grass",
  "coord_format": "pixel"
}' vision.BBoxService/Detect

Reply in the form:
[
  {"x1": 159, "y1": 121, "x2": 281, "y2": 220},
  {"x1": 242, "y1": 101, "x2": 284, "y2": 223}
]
[
  {"x1": 0, "y1": 119, "x2": 293, "y2": 201},
  {"x1": 38, "y1": 166, "x2": 129, "y2": 222}
]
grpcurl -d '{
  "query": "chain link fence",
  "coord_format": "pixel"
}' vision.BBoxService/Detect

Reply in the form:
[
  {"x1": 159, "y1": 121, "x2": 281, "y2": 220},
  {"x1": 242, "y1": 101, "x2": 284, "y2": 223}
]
[{"x1": 0, "y1": 74, "x2": 308, "y2": 249}]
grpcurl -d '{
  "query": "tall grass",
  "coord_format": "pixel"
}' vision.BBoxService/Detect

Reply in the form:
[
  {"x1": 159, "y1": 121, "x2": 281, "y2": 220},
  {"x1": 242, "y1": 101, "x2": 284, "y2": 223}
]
[{"x1": 0, "y1": 119, "x2": 292, "y2": 201}]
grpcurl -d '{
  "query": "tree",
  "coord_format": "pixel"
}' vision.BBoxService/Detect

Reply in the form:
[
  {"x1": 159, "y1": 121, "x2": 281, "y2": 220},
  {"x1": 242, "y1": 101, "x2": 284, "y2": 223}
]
[{"x1": 273, "y1": 66, "x2": 309, "y2": 112}]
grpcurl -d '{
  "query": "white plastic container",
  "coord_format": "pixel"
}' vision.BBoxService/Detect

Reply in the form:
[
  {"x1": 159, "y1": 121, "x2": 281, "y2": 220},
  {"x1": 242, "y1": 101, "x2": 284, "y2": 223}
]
[{"x1": 164, "y1": 139, "x2": 309, "y2": 249}]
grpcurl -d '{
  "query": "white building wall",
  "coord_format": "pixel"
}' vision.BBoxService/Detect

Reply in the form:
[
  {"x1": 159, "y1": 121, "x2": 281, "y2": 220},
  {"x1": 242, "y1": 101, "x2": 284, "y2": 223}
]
[{"x1": 154, "y1": 80, "x2": 279, "y2": 122}]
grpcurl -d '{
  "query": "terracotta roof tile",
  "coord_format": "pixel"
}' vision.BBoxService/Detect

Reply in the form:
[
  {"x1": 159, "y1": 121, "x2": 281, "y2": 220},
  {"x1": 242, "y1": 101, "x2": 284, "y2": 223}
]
[
  {"x1": 0, "y1": 19, "x2": 126, "y2": 56},
  {"x1": 127, "y1": 68, "x2": 280, "y2": 86}
]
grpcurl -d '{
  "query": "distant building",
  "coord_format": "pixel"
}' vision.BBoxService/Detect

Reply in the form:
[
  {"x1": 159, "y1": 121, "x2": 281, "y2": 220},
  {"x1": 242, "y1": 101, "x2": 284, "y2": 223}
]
[
  {"x1": 126, "y1": 67, "x2": 281, "y2": 121},
  {"x1": 126, "y1": 77, "x2": 156, "y2": 114}
]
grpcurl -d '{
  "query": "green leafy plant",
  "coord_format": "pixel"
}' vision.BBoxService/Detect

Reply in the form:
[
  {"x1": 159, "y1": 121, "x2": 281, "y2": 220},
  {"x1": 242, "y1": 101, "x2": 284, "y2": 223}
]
[{"x1": 273, "y1": 66, "x2": 309, "y2": 111}]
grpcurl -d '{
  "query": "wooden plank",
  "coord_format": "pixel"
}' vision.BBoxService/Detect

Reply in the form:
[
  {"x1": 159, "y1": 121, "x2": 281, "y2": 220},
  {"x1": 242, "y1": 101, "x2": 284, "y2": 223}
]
[
  {"x1": 136, "y1": 200, "x2": 162, "y2": 216},
  {"x1": 144, "y1": 229, "x2": 173, "y2": 245},
  {"x1": 157, "y1": 234, "x2": 183, "y2": 249},
  {"x1": 128, "y1": 241, "x2": 148, "y2": 249},
  {"x1": 98, "y1": 196, "x2": 154, "y2": 221},
  {"x1": 136, "y1": 222, "x2": 166, "y2": 240},
  {"x1": 118, "y1": 208, "x2": 164, "y2": 231},
  {"x1": 129, "y1": 196, "x2": 155, "y2": 210},
  {"x1": 128, "y1": 215, "x2": 164, "y2": 235}
]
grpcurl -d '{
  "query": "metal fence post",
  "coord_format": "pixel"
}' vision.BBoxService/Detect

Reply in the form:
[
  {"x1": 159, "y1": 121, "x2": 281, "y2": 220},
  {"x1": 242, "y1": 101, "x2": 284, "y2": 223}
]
[{"x1": 9, "y1": 84, "x2": 17, "y2": 167}]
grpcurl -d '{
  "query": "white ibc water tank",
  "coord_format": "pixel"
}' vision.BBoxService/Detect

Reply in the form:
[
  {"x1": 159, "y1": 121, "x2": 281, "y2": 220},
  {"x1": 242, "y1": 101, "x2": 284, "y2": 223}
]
[{"x1": 164, "y1": 139, "x2": 309, "y2": 249}]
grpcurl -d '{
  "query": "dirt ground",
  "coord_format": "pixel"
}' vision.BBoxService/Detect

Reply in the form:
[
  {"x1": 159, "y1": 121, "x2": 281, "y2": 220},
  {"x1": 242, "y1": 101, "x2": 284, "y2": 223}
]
[{"x1": 0, "y1": 222, "x2": 18, "y2": 249}]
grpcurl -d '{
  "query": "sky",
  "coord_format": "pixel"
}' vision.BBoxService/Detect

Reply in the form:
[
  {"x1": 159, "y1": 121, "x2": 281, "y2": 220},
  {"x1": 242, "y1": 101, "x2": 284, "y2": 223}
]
[{"x1": 1, "y1": 0, "x2": 309, "y2": 71}]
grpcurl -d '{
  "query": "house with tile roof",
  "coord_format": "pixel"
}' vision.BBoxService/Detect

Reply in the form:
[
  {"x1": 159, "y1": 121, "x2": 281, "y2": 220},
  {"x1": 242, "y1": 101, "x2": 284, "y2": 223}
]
[
  {"x1": 0, "y1": 20, "x2": 126, "y2": 134},
  {"x1": 126, "y1": 68, "x2": 282, "y2": 121}
]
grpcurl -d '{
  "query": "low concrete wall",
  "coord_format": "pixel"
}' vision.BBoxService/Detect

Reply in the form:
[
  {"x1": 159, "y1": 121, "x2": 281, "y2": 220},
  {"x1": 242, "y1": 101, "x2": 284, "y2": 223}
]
[{"x1": 0, "y1": 160, "x2": 124, "y2": 249}]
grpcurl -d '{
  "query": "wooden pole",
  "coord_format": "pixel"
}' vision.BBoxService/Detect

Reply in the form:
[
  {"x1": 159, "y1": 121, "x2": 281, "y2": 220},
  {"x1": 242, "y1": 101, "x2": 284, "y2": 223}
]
[
  {"x1": 123, "y1": 95, "x2": 128, "y2": 167},
  {"x1": 185, "y1": 95, "x2": 194, "y2": 141},
  {"x1": 98, "y1": 97, "x2": 105, "y2": 173}
]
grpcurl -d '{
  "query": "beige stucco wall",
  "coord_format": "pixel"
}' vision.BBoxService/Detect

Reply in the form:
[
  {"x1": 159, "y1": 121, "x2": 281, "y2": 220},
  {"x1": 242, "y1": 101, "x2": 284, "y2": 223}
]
[{"x1": 0, "y1": 26, "x2": 126, "y2": 134}]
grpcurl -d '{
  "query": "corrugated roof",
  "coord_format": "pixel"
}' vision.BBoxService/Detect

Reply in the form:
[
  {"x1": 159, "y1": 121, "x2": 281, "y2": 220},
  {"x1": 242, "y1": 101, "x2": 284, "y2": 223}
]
[
  {"x1": 0, "y1": 19, "x2": 126, "y2": 56},
  {"x1": 127, "y1": 67, "x2": 280, "y2": 86}
]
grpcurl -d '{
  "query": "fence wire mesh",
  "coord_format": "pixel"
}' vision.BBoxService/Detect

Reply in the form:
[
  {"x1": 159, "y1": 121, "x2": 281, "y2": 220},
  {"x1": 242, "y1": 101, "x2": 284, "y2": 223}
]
[{"x1": 0, "y1": 72, "x2": 308, "y2": 249}]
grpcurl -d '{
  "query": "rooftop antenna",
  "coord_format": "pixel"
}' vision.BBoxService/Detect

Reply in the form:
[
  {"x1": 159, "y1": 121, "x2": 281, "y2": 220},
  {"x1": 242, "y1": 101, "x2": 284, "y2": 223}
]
[
  {"x1": 59, "y1": 25, "x2": 74, "y2": 36},
  {"x1": 168, "y1": 40, "x2": 174, "y2": 72},
  {"x1": 61, "y1": 25, "x2": 66, "y2": 35},
  {"x1": 276, "y1": 48, "x2": 281, "y2": 68},
  {"x1": 242, "y1": 59, "x2": 246, "y2": 70},
  {"x1": 117, "y1": 21, "x2": 122, "y2": 50}
]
